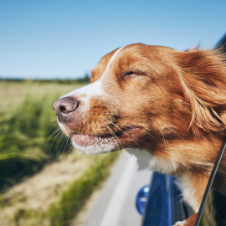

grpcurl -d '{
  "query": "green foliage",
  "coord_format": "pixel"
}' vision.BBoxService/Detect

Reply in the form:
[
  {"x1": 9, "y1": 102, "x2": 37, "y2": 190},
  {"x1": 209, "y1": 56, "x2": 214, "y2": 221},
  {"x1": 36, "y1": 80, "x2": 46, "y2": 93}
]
[{"x1": 0, "y1": 95, "x2": 70, "y2": 190}]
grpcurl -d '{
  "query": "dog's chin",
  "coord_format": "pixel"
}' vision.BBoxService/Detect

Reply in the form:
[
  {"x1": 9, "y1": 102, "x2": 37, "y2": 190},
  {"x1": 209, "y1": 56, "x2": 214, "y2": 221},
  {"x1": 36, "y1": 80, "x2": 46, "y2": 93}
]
[
  {"x1": 70, "y1": 127, "x2": 143, "y2": 155},
  {"x1": 71, "y1": 138, "x2": 117, "y2": 155}
]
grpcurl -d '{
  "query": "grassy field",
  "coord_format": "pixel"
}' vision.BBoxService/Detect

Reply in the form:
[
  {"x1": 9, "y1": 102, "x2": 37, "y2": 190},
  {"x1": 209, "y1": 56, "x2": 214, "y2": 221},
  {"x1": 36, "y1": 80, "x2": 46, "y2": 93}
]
[
  {"x1": 0, "y1": 81, "x2": 83, "y2": 190},
  {"x1": 0, "y1": 81, "x2": 83, "y2": 111},
  {"x1": 0, "y1": 81, "x2": 119, "y2": 226}
]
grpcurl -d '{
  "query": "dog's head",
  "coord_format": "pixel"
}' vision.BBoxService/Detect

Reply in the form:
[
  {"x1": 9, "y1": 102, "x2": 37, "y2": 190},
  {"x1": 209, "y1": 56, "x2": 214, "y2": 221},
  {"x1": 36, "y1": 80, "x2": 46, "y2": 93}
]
[{"x1": 54, "y1": 43, "x2": 226, "y2": 168}]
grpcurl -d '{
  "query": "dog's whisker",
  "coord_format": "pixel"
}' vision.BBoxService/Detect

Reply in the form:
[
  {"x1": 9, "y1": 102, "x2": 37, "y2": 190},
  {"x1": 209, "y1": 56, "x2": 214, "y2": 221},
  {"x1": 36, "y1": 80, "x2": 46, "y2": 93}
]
[
  {"x1": 61, "y1": 136, "x2": 71, "y2": 157},
  {"x1": 106, "y1": 125, "x2": 121, "y2": 146},
  {"x1": 57, "y1": 132, "x2": 65, "y2": 154},
  {"x1": 60, "y1": 134, "x2": 71, "y2": 158},
  {"x1": 108, "y1": 121, "x2": 144, "y2": 151},
  {"x1": 51, "y1": 130, "x2": 62, "y2": 148},
  {"x1": 47, "y1": 122, "x2": 59, "y2": 134},
  {"x1": 60, "y1": 135, "x2": 67, "y2": 157},
  {"x1": 103, "y1": 123, "x2": 121, "y2": 151},
  {"x1": 48, "y1": 127, "x2": 61, "y2": 141}
]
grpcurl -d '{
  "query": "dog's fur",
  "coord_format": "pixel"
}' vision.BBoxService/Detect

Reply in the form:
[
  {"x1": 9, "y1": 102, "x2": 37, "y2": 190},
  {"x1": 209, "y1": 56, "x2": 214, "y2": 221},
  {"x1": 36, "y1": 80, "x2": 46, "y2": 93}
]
[{"x1": 54, "y1": 44, "x2": 226, "y2": 226}]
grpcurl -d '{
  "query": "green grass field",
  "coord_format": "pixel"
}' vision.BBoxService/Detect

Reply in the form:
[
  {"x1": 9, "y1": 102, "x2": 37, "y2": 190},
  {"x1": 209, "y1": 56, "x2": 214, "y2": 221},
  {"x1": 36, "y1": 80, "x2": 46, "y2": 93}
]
[
  {"x1": 0, "y1": 81, "x2": 119, "y2": 226},
  {"x1": 0, "y1": 81, "x2": 83, "y2": 111},
  {"x1": 0, "y1": 81, "x2": 83, "y2": 190}
]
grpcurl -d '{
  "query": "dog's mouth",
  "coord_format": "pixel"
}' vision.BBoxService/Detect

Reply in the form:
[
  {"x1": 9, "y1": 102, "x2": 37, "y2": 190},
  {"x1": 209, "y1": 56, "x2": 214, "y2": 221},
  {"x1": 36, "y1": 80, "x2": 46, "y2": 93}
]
[{"x1": 71, "y1": 127, "x2": 142, "y2": 147}]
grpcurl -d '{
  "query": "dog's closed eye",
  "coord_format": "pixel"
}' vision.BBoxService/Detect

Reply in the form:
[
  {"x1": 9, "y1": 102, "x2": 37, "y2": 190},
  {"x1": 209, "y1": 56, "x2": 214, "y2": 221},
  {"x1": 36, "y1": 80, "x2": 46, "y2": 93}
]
[{"x1": 123, "y1": 70, "x2": 146, "y2": 79}]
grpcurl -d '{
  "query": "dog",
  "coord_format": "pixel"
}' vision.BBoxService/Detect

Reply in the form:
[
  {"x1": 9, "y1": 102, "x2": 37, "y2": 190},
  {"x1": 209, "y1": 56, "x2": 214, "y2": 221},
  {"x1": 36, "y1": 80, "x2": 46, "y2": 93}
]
[{"x1": 53, "y1": 43, "x2": 226, "y2": 226}]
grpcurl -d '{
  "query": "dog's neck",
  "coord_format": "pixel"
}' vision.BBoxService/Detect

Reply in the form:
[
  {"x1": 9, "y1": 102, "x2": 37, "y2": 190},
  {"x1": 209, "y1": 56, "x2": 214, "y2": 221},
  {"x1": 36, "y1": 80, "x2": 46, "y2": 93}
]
[
  {"x1": 126, "y1": 148, "x2": 178, "y2": 173},
  {"x1": 126, "y1": 148, "x2": 210, "y2": 212}
]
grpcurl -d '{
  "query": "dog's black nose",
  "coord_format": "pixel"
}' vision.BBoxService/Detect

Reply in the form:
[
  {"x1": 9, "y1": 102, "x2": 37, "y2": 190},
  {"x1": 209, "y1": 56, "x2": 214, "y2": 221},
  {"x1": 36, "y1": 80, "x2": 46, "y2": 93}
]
[{"x1": 53, "y1": 97, "x2": 79, "y2": 116}]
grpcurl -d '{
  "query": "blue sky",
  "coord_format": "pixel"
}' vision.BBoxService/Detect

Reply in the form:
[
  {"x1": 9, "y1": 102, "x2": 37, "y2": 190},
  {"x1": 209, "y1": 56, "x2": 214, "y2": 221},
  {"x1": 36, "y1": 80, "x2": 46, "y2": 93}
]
[{"x1": 0, "y1": 0, "x2": 226, "y2": 79}]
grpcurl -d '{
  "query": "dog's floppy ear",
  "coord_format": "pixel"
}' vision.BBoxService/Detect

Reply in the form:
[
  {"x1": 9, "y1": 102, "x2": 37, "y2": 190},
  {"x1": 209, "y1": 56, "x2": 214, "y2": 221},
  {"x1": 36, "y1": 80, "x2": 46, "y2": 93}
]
[{"x1": 175, "y1": 48, "x2": 226, "y2": 136}]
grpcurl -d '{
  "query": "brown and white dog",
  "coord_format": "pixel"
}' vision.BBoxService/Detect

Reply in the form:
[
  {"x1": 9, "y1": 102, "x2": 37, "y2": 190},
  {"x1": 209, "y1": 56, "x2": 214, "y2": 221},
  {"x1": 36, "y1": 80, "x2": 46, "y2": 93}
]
[{"x1": 53, "y1": 44, "x2": 226, "y2": 226}]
